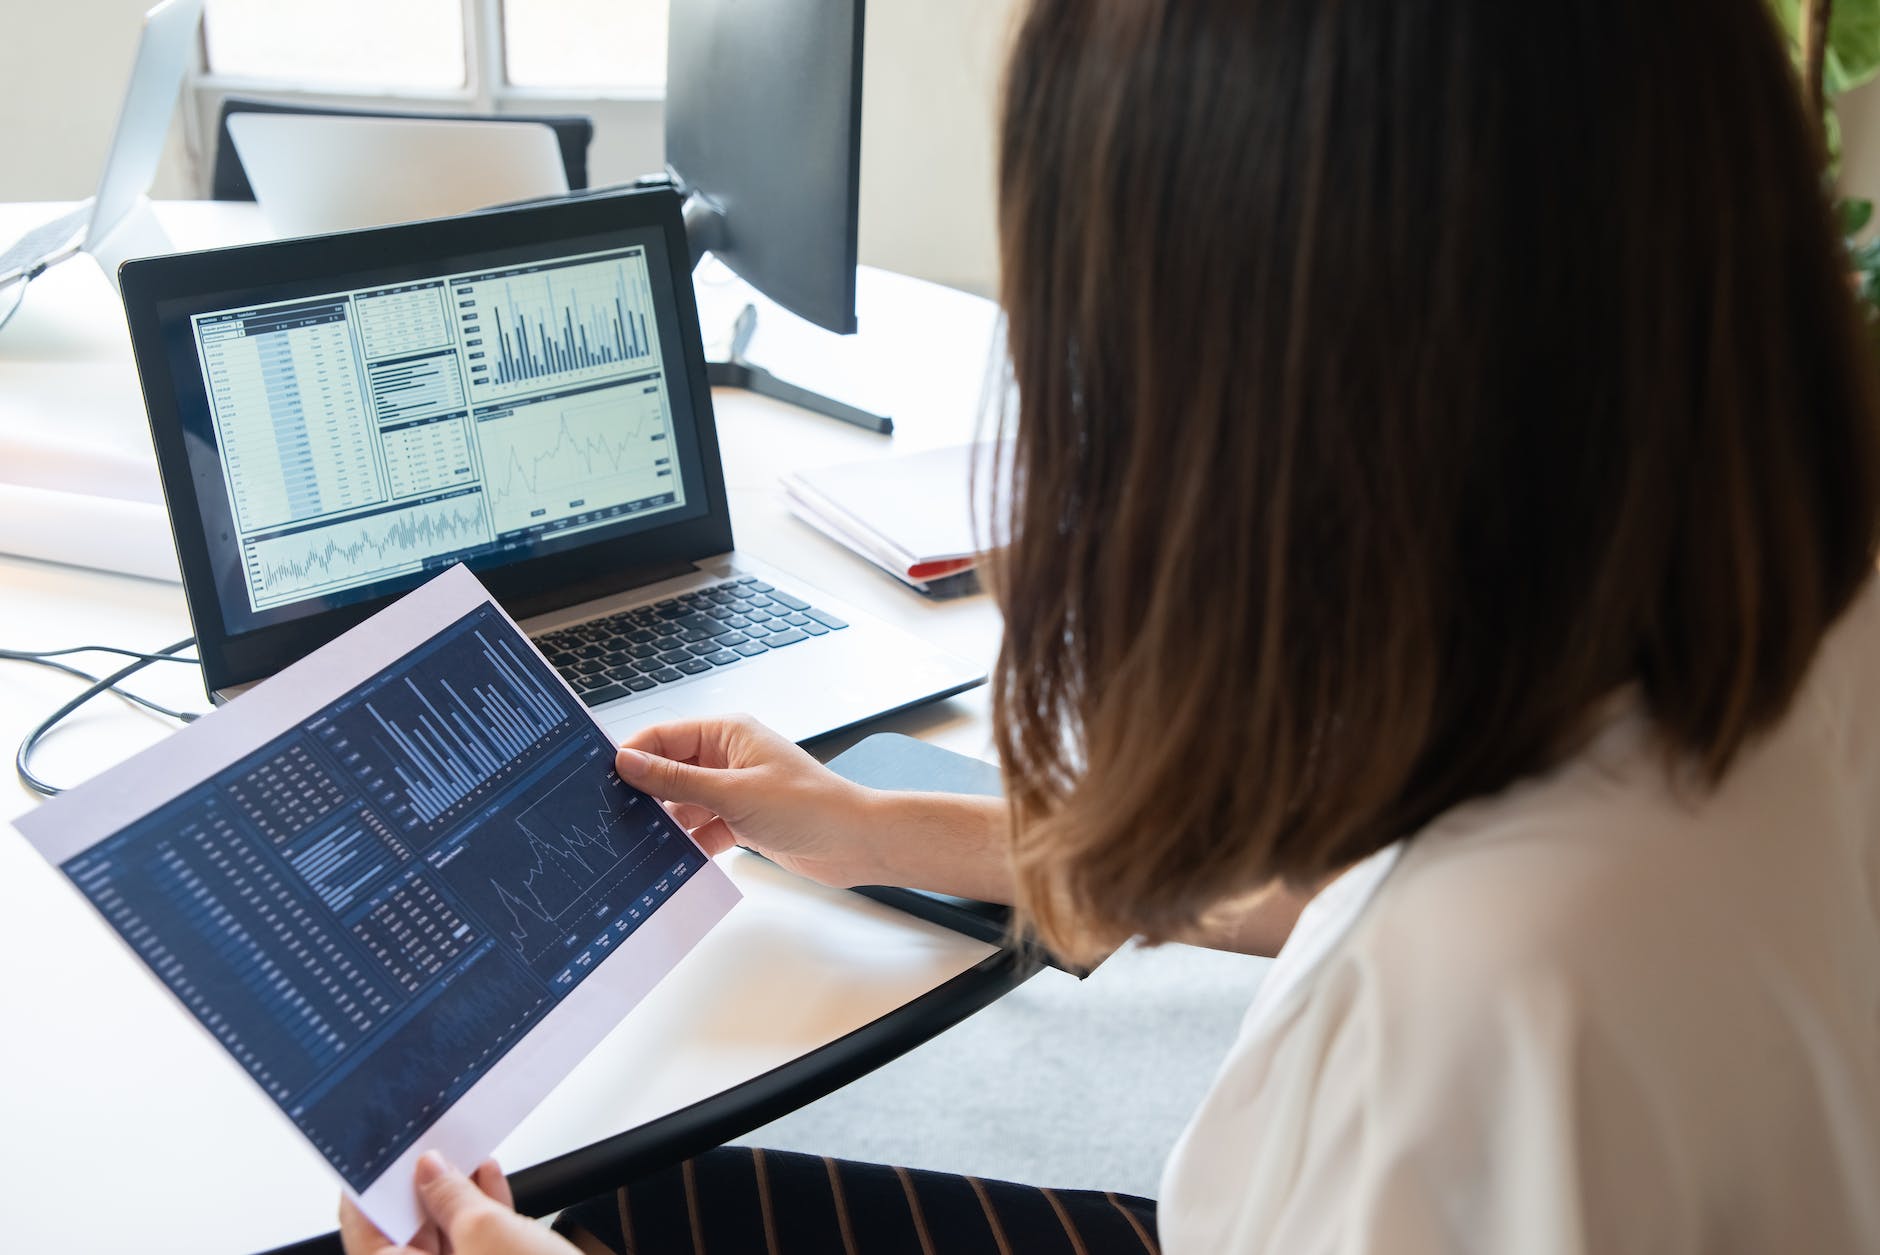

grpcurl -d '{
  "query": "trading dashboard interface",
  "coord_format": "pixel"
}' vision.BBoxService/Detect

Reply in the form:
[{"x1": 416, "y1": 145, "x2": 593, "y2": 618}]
[
  {"x1": 187, "y1": 245, "x2": 686, "y2": 621},
  {"x1": 60, "y1": 603, "x2": 707, "y2": 1191}
]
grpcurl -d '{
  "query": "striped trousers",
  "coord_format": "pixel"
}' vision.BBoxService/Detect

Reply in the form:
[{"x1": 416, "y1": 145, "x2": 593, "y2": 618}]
[{"x1": 553, "y1": 1146, "x2": 1161, "y2": 1255}]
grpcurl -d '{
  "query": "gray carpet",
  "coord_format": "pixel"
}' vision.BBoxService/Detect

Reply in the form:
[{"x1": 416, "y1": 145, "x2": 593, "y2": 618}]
[{"x1": 738, "y1": 940, "x2": 1271, "y2": 1199}]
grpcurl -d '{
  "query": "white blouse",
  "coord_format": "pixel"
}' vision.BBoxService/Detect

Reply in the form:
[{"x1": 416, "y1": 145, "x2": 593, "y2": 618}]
[{"x1": 1159, "y1": 580, "x2": 1880, "y2": 1254}]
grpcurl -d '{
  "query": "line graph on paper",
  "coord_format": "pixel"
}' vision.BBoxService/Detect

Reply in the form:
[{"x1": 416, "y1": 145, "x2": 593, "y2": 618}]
[
  {"x1": 431, "y1": 762, "x2": 674, "y2": 971},
  {"x1": 473, "y1": 382, "x2": 677, "y2": 535},
  {"x1": 244, "y1": 494, "x2": 495, "y2": 609}
]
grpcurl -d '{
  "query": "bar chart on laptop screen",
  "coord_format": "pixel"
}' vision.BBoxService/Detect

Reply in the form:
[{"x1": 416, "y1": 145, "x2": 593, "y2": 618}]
[
  {"x1": 445, "y1": 245, "x2": 684, "y2": 539},
  {"x1": 454, "y1": 247, "x2": 662, "y2": 403},
  {"x1": 188, "y1": 244, "x2": 689, "y2": 623}
]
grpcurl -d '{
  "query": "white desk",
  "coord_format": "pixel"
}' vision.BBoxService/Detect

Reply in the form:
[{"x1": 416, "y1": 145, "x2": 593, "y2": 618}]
[{"x1": 0, "y1": 203, "x2": 1016, "y2": 1254}]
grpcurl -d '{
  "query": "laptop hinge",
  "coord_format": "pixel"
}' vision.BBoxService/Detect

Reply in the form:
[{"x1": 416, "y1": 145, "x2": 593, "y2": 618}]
[{"x1": 503, "y1": 558, "x2": 699, "y2": 624}]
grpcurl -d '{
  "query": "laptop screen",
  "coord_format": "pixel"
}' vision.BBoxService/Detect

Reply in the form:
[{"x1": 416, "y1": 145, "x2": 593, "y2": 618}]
[{"x1": 151, "y1": 212, "x2": 718, "y2": 645}]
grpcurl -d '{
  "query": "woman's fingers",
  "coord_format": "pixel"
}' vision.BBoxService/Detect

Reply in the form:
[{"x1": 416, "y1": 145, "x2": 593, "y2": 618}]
[
  {"x1": 412, "y1": 1151, "x2": 581, "y2": 1254},
  {"x1": 662, "y1": 800, "x2": 720, "y2": 832},
  {"x1": 337, "y1": 1194, "x2": 386, "y2": 1255},
  {"x1": 414, "y1": 1152, "x2": 497, "y2": 1235},
  {"x1": 615, "y1": 716, "x2": 872, "y2": 881},
  {"x1": 683, "y1": 816, "x2": 739, "y2": 857},
  {"x1": 616, "y1": 747, "x2": 745, "y2": 816},
  {"x1": 338, "y1": 1193, "x2": 432, "y2": 1255},
  {"x1": 617, "y1": 718, "x2": 727, "y2": 768},
  {"x1": 472, "y1": 1159, "x2": 514, "y2": 1211}
]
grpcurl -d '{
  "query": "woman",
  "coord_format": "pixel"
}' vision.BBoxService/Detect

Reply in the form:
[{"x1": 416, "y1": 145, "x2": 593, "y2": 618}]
[{"x1": 342, "y1": 0, "x2": 1880, "y2": 1250}]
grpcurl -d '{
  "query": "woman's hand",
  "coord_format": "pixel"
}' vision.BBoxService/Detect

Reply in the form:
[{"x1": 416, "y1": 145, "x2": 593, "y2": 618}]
[
  {"x1": 338, "y1": 1153, "x2": 575, "y2": 1255},
  {"x1": 616, "y1": 716, "x2": 1017, "y2": 904},
  {"x1": 615, "y1": 715, "x2": 888, "y2": 887}
]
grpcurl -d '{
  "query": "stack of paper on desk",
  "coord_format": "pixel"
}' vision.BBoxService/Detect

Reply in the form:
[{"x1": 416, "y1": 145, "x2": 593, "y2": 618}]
[
  {"x1": 783, "y1": 443, "x2": 991, "y2": 593},
  {"x1": 0, "y1": 428, "x2": 180, "y2": 581}
]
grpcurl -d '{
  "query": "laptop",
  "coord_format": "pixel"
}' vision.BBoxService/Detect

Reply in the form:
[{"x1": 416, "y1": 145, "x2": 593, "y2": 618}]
[
  {"x1": 227, "y1": 113, "x2": 571, "y2": 239},
  {"x1": 118, "y1": 187, "x2": 986, "y2": 743},
  {"x1": 0, "y1": 0, "x2": 200, "y2": 292}
]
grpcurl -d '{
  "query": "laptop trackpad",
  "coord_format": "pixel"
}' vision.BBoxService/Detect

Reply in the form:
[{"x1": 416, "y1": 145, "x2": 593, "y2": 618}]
[{"x1": 601, "y1": 705, "x2": 682, "y2": 744}]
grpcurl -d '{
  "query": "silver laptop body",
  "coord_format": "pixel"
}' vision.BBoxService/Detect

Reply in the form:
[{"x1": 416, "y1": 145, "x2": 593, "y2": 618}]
[
  {"x1": 517, "y1": 551, "x2": 981, "y2": 745},
  {"x1": 227, "y1": 114, "x2": 571, "y2": 239},
  {"x1": 119, "y1": 189, "x2": 985, "y2": 742},
  {"x1": 0, "y1": 0, "x2": 199, "y2": 289}
]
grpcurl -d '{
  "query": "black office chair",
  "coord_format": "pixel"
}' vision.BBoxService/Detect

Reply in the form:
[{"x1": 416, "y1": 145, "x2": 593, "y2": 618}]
[{"x1": 208, "y1": 96, "x2": 596, "y2": 201}]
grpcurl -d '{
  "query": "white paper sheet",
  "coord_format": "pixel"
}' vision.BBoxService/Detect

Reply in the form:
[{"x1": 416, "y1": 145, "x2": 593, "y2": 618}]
[
  {"x1": 0, "y1": 427, "x2": 182, "y2": 581},
  {"x1": 0, "y1": 483, "x2": 180, "y2": 581},
  {"x1": 783, "y1": 443, "x2": 996, "y2": 565},
  {"x1": 11, "y1": 565, "x2": 741, "y2": 1241}
]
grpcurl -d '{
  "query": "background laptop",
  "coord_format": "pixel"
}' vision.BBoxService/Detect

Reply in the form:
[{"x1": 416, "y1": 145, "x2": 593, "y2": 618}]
[
  {"x1": 119, "y1": 188, "x2": 985, "y2": 743},
  {"x1": 0, "y1": 0, "x2": 200, "y2": 291},
  {"x1": 227, "y1": 113, "x2": 571, "y2": 239}
]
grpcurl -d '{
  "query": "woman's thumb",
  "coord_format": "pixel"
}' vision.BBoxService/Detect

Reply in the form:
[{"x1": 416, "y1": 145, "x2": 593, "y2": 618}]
[
  {"x1": 413, "y1": 1151, "x2": 494, "y2": 1235},
  {"x1": 616, "y1": 747, "x2": 734, "y2": 810}
]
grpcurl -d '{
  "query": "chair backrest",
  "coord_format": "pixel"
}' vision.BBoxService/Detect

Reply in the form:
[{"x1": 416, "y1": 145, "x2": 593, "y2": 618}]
[{"x1": 209, "y1": 96, "x2": 595, "y2": 200}]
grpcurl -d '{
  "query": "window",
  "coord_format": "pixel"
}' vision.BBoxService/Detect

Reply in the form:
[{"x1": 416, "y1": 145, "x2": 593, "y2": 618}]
[
  {"x1": 197, "y1": 0, "x2": 669, "y2": 97},
  {"x1": 503, "y1": 0, "x2": 668, "y2": 92},
  {"x1": 189, "y1": 1, "x2": 670, "y2": 194},
  {"x1": 201, "y1": 0, "x2": 468, "y2": 92}
]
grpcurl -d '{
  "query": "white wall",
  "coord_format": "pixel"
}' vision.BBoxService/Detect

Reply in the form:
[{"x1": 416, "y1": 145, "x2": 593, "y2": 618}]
[
  {"x1": 859, "y1": 0, "x2": 1013, "y2": 296},
  {"x1": 1838, "y1": 76, "x2": 1880, "y2": 214},
  {"x1": 0, "y1": 0, "x2": 195, "y2": 201},
  {"x1": 0, "y1": 0, "x2": 1012, "y2": 296}
]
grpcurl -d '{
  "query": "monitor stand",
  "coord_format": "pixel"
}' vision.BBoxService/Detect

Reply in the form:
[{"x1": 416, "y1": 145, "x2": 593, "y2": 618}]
[
  {"x1": 680, "y1": 188, "x2": 892, "y2": 435},
  {"x1": 704, "y1": 304, "x2": 892, "y2": 435}
]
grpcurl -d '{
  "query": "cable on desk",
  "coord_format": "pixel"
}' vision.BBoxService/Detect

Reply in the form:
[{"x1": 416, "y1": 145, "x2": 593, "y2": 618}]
[
  {"x1": 0, "y1": 651, "x2": 199, "y2": 719},
  {"x1": 0, "y1": 263, "x2": 45, "y2": 335},
  {"x1": 1, "y1": 642, "x2": 200, "y2": 668},
  {"x1": 8, "y1": 637, "x2": 201, "y2": 797}
]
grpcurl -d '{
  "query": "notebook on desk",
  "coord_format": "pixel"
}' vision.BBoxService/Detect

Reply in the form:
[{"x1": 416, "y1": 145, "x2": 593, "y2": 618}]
[
  {"x1": 825, "y1": 733, "x2": 1087, "y2": 976},
  {"x1": 783, "y1": 443, "x2": 992, "y2": 595},
  {"x1": 117, "y1": 188, "x2": 985, "y2": 744}
]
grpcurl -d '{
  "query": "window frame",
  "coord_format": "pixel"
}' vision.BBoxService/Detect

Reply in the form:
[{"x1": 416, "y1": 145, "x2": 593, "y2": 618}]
[{"x1": 180, "y1": 0, "x2": 667, "y2": 195}]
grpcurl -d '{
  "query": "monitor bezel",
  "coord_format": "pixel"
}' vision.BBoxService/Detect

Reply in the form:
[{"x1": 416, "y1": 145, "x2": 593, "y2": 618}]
[
  {"x1": 664, "y1": 0, "x2": 863, "y2": 336},
  {"x1": 121, "y1": 188, "x2": 734, "y2": 696}
]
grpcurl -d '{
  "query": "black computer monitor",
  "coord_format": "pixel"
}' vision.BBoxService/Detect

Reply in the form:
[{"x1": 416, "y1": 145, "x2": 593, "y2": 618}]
[{"x1": 665, "y1": 0, "x2": 864, "y2": 340}]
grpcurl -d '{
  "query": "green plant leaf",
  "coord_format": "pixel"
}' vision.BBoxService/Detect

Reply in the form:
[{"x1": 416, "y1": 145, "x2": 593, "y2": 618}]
[
  {"x1": 1830, "y1": 0, "x2": 1880, "y2": 90},
  {"x1": 1768, "y1": 0, "x2": 1880, "y2": 92},
  {"x1": 1771, "y1": 0, "x2": 1801, "y2": 40},
  {"x1": 1844, "y1": 196, "x2": 1876, "y2": 234}
]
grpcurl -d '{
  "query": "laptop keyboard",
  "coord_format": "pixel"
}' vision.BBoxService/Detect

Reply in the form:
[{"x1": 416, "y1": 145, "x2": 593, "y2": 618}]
[
  {"x1": 532, "y1": 576, "x2": 849, "y2": 708},
  {"x1": 1, "y1": 206, "x2": 88, "y2": 276}
]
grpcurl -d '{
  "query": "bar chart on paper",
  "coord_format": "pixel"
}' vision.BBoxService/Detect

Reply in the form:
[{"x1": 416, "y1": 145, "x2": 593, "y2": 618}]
[
  {"x1": 454, "y1": 247, "x2": 662, "y2": 402},
  {"x1": 54, "y1": 595, "x2": 715, "y2": 1194},
  {"x1": 318, "y1": 617, "x2": 575, "y2": 832}
]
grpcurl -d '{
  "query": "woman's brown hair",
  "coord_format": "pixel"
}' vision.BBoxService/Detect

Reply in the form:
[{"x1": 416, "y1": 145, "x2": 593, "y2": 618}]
[{"x1": 990, "y1": 0, "x2": 1880, "y2": 959}]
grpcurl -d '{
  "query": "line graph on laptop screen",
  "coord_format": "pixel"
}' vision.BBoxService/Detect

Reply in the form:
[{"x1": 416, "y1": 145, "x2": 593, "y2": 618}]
[
  {"x1": 476, "y1": 378, "x2": 676, "y2": 535},
  {"x1": 187, "y1": 244, "x2": 688, "y2": 618}
]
